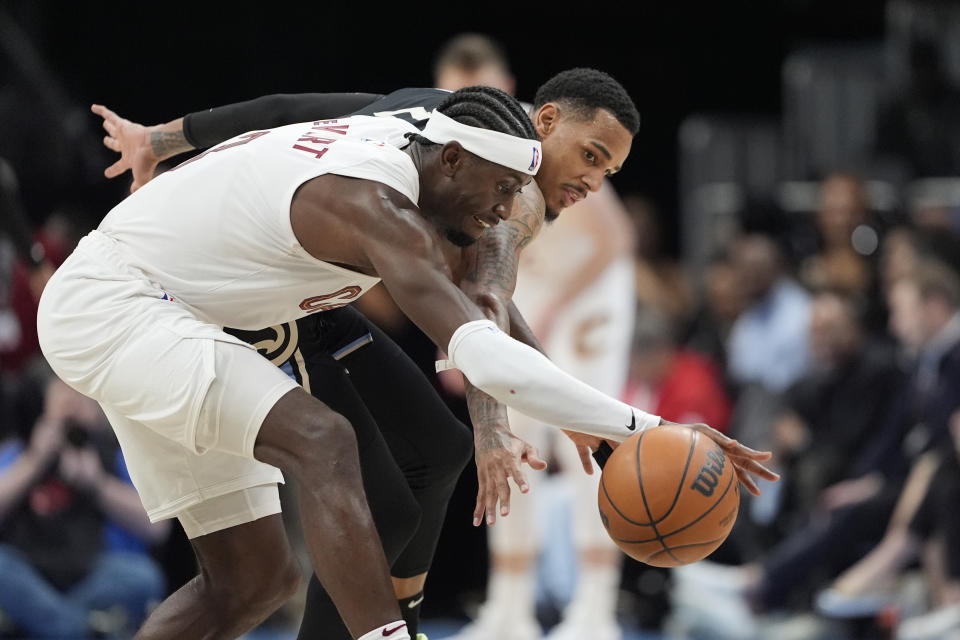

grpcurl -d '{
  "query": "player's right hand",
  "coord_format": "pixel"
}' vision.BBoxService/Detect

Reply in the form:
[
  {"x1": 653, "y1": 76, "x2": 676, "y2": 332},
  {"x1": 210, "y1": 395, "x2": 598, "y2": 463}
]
[
  {"x1": 91, "y1": 104, "x2": 158, "y2": 193},
  {"x1": 473, "y1": 427, "x2": 547, "y2": 527}
]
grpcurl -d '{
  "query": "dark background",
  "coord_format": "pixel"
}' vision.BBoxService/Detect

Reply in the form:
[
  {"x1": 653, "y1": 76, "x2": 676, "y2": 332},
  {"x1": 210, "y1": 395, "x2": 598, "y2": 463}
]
[{"x1": 1, "y1": 0, "x2": 886, "y2": 253}]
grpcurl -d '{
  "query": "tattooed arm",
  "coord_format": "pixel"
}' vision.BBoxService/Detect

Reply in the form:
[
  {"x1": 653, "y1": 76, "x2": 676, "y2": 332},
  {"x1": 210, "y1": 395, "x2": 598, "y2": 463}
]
[
  {"x1": 458, "y1": 185, "x2": 549, "y2": 526},
  {"x1": 91, "y1": 104, "x2": 191, "y2": 192},
  {"x1": 91, "y1": 93, "x2": 381, "y2": 193}
]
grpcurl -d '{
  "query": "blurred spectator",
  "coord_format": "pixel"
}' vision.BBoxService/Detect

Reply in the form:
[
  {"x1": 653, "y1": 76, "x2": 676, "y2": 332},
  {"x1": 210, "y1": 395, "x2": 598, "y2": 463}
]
[
  {"x1": 0, "y1": 158, "x2": 65, "y2": 375},
  {"x1": 767, "y1": 289, "x2": 904, "y2": 535},
  {"x1": 0, "y1": 378, "x2": 168, "y2": 638},
  {"x1": 684, "y1": 253, "x2": 746, "y2": 370},
  {"x1": 726, "y1": 233, "x2": 812, "y2": 393},
  {"x1": 799, "y1": 173, "x2": 876, "y2": 296},
  {"x1": 879, "y1": 226, "x2": 924, "y2": 301},
  {"x1": 875, "y1": 38, "x2": 960, "y2": 179},
  {"x1": 624, "y1": 194, "x2": 693, "y2": 326},
  {"x1": 817, "y1": 412, "x2": 960, "y2": 637},
  {"x1": 432, "y1": 33, "x2": 515, "y2": 96},
  {"x1": 744, "y1": 259, "x2": 960, "y2": 614},
  {"x1": 624, "y1": 307, "x2": 732, "y2": 433}
]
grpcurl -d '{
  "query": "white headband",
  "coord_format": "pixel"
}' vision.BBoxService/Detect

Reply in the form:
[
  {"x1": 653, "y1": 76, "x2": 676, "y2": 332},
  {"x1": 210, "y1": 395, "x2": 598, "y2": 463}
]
[{"x1": 419, "y1": 110, "x2": 542, "y2": 175}]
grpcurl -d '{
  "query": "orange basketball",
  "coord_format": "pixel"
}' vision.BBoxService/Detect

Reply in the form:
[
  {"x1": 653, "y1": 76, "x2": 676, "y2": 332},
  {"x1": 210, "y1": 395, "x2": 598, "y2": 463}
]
[{"x1": 598, "y1": 425, "x2": 740, "y2": 567}]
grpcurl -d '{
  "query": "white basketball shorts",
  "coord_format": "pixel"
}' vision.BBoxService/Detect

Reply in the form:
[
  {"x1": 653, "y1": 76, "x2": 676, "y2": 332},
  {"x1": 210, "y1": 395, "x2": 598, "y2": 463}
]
[{"x1": 37, "y1": 231, "x2": 299, "y2": 533}]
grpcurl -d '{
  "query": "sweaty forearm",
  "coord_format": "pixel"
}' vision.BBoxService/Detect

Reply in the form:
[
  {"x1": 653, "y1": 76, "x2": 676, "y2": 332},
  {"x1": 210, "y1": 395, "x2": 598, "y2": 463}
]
[
  {"x1": 447, "y1": 321, "x2": 660, "y2": 441},
  {"x1": 183, "y1": 92, "x2": 382, "y2": 149}
]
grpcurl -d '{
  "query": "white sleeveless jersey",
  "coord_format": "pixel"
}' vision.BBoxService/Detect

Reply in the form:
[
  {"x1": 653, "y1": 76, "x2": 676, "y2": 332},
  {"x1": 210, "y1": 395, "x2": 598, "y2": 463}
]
[{"x1": 97, "y1": 115, "x2": 421, "y2": 330}]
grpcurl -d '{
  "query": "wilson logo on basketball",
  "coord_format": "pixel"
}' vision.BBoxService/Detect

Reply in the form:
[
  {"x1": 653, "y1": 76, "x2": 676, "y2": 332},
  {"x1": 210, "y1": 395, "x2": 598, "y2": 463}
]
[
  {"x1": 299, "y1": 286, "x2": 363, "y2": 313},
  {"x1": 689, "y1": 447, "x2": 727, "y2": 497}
]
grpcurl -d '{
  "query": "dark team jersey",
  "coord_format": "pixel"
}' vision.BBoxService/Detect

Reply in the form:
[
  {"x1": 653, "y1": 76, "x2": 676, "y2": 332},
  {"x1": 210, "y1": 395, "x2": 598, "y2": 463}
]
[{"x1": 349, "y1": 87, "x2": 450, "y2": 127}]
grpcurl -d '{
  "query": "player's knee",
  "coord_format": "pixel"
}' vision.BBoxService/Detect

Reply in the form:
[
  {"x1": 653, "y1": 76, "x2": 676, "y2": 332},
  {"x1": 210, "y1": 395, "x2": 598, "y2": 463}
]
[
  {"x1": 379, "y1": 488, "x2": 421, "y2": 563},
  {"x1": 205, "y1": 553, "x2": 301, "y2": 619},
  {"x1": 435, "y1": 420, "x2": 473, "y2": 481},
  {"x1": 288, "y1": 409, "x2": 358, "y2": 474}
]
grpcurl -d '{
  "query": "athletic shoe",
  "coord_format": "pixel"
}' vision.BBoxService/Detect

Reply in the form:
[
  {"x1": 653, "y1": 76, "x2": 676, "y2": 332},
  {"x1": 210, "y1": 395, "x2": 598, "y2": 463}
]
[
  {"x1": 897, "y1": 604, "x2": 960, "y2": 640},
  {"x1": 446, "y1": 604, "x2": 541, "y2": 640},
  {"x1": 816, "y1": 587, "x2": 897, "y2": 619},
  {"x1": 545, "y1": 617, "x2": 620, "y2": 640}
]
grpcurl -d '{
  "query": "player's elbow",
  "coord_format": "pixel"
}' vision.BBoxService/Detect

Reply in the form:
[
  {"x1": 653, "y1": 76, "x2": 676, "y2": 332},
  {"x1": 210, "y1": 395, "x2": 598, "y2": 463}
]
[{"x1": 470, "y1": 291, "x2": 509, "y2": 328}]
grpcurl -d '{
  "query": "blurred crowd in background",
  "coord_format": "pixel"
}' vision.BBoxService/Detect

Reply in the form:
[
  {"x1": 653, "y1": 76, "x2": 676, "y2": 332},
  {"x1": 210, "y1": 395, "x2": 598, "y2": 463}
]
[{"x1": 2, "y1": 1, "x2": 960, "y2": 639}]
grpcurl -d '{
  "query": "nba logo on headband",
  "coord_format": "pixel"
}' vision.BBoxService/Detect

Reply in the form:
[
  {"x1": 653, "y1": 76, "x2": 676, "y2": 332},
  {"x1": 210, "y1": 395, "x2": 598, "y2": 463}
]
[{"x1": 420, "y1": 111, "x2": 543, "y2": 175}]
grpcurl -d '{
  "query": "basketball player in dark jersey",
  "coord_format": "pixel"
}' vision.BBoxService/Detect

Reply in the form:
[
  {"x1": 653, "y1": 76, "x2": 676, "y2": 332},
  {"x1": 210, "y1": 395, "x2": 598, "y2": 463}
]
[{"x1": 93, "y1": 72, "x2": 777, "y2": 640}]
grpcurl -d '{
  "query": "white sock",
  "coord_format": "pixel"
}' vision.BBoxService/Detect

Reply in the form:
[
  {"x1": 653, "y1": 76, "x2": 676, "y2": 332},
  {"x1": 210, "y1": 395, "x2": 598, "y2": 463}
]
[
  {"x1": 566, "y1": 564, "x2": 620, "y2": 621},
  {"x1": 358, "y1": 620, "x2": 409, "y2": 640},
  {"x1": 486, "y1": 568, "x2": 536, "y2": 618}
]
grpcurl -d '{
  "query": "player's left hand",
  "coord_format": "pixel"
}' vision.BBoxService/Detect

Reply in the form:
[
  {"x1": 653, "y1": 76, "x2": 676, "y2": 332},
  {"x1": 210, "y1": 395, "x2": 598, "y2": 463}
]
[
  {"x1": 91, "y1": 104, "x2": 159, "y2": 193},
  {"x1": 473, "y1": 427, "x2": 547, "y2": 527},
  {"x1": 669, "y1": 421, "x2": 780, "y2": 496}
]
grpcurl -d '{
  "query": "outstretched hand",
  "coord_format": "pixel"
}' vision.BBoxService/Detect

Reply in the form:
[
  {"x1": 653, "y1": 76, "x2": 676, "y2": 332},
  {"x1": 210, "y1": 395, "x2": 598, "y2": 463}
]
[
  {"x1": 474, "y1": 427, "x2": 547, "y2": 527},
  {"x1": 676, "y1": 421, "x2": 780, "y2": 496},
  {"x1": 91, "y1": 104, "x2": 160, "y2": 193},
  {"x1": 561, "y1": 430, "x2": 619, "y2": 475}
]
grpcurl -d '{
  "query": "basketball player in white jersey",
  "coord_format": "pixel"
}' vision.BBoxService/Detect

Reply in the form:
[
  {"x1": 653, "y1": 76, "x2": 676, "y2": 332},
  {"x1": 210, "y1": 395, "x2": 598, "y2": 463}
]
[
  {"x1": 38, "y1": 86, "x2": 734, "y2": 640},
  {"x1": 87, "y1": 73, "x2": 779, "y2": 640},
  {"x1": 452, "y1": 183, "x2": 637, "y2": 640}
]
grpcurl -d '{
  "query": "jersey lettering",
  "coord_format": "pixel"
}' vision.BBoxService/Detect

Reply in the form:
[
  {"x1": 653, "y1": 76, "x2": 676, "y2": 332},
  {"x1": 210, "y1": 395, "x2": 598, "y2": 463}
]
[
  {"x1": 293, "y1": 122, "x2": 351, "y2": 159},
  {"x1": 311, "y1": 121, "x2": 350, "y2": 135}
]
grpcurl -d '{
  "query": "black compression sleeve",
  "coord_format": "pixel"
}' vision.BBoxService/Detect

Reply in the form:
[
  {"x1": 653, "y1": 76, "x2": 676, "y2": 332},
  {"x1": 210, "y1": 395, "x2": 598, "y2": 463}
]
[{"x1": 182, "y1": 92, "x2": 383, "y2": 149}]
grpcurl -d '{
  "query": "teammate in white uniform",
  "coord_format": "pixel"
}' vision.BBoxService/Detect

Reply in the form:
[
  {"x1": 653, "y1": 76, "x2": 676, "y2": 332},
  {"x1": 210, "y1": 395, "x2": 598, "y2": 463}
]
[{"x1": 453, "y1": 182, "x2": 636, "y2": 640}]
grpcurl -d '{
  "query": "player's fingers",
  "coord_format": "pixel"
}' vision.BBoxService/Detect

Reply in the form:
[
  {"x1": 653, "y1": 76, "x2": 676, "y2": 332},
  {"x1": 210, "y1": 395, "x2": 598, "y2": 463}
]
[
  {"x1": 735, "y1": 465, "x2": 762, "y2": 496},
  {"x1": 495, "y1": 471, "x2": 511, "y2": 518},
  {"x1": 739, "y1": 458, "x2": 780, "y2": 482},
  {"x1": 483, "y1": 474, "x2": 501, "y2": 525},
  {"x1": 103, "y1": 135, "x2": 120, "y2": 152},
  {"x1": 473, "y1": 491, "x2": 486, "y2": 527},
  {"x1": 523, "y1": 445, "x2": 548, "y2": 471},
  {"x1": 473, "y1": 472, "x2": 489, "y2": 526},
  {"x1": 102, "y1": 117, "x2": 119, "y2": 138},
  {"x1": 91, "y1": 103, "x2": 117, "y2": 120},
  {"x1": 103, "y1": 159, "x2": 127, "y2": 179},
  {"x1": 576, "y1": 444, "x2": 594, "y2": 475},
  {"x1": 509, "y1": 461, "x2": 529, "y2": 494},
  {"x1": 730, "y1": 443, "x2": 772, "y2": 460}
]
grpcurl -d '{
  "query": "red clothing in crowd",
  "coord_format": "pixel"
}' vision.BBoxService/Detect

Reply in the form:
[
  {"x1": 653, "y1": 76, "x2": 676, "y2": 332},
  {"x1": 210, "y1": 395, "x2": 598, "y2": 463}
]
[{"x1": 624, "y1": 349, "x2": 732, "y2": 433}]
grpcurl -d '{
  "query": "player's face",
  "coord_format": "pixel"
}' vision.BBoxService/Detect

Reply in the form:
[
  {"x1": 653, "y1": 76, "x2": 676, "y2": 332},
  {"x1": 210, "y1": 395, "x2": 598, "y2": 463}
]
[
  {"x1": 534, "y1": 106, "x2": 633, "y2": 220},
  {"x1": 435, "y1": 149, "x2": 530, "y2": 247}
]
